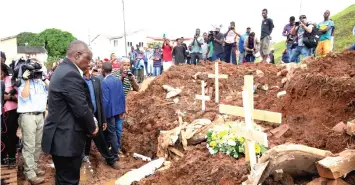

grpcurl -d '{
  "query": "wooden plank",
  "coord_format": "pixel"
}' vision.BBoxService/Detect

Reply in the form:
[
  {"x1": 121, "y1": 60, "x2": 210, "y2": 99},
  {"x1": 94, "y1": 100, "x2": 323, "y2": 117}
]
[
  {"x1": 168, "y1": 147, "x2": 184, "y2": 157},
  {"x1": 242, "y1": 87, "x2": 256, "y2": 166},
  {"x1": 207, "y1": 74, "x2": 228, "y2": 79},
  {"x1": 1, "y1": 173, "x2": 17, "y2": 179},
  {"x1": 195, "y1": 95, "x2": 210, "y2": 101},
  {"x1": 316, "y1": 149, "x2": 355, "y2": 179},
  {"x1": 219, "y1": 104, "x2": 282, "y2": 124},
  {"x1": 230, "y1": 124, "x2": 268, "y2": 147}
]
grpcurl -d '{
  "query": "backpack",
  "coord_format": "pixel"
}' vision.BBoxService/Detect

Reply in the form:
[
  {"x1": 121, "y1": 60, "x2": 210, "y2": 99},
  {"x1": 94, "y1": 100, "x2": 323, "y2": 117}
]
[{"x1": 303, "y1": 24, "x2": 321, "y2": 48}]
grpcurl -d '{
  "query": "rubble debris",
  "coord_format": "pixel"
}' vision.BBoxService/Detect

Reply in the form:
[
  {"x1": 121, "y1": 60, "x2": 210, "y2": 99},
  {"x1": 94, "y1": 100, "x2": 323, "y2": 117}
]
[
  {"x1": 331, "y1": 122, "x2": 347, "y2": 133},
  {"x1": 115, "y1": 158, "x2": 165, "y2": 185},
  {"x1": 162, "y1": 85, "x2": 182, "y2": 99},
  {"x1": 316, "y1": 149, "x2": 355, "y2": 179},
  {"x1": 256, "y1": 144, "x2": 334, "y2": 184},
  {"x1": 270, "y1": 124, "x2": 290, "y2": 138},
  {"x1": 277, "y1": 91, "x2": 286, "y2": 98},
  {"x1": 133, "y1": 153, "x2": 152, "y2": 162},
  {"x1": 256, "y1": 70, "x2": 264, "y2": 77},
  {"x1": 346, "y1": 120, "x2": 355, "y2": 136}
]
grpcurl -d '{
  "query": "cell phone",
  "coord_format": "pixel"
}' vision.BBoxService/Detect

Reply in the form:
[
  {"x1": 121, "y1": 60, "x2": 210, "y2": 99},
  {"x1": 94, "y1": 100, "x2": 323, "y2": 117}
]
[
  {"x1": 295, "y1": 22, "x2": 300, "y2": 26},
  {"x1": 127, "y1": 72, "x2": 133, "y2": 77}
]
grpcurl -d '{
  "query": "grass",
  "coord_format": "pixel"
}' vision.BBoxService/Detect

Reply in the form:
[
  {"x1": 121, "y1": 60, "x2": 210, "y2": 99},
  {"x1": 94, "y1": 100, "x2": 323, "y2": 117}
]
[{"x1": 273, "y1": 4, "x2": 355, "y2": 63}]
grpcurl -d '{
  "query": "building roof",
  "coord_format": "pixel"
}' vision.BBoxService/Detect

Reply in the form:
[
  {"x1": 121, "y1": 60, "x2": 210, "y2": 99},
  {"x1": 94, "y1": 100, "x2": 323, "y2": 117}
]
[
  {"x1": 0, "y1": 35, "x2": 17, "y2": 41},
  {"x1": 147, "y1": 36, "x2": 193, "y2": 42},
  {"x1": 17, "y1": 46, "x2": 47, "y2": 54}
]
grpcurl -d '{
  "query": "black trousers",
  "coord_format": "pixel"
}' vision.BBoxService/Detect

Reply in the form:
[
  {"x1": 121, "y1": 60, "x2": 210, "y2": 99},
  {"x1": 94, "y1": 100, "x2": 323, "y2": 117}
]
[
  {"x1": 84, "y1": 113, "x2": 116, "y2": 165},
  {"x1": 52, "y1": 155, "x2": 82, "y2": 185},
  {"x1": 1, "y1": 109, "x2": 19, "y2": 159}
]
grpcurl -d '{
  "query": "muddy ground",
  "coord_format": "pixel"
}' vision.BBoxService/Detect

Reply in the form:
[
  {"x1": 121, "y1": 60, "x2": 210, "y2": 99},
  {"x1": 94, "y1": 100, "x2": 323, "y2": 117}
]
[{"x1": 16, "y1": 51, "x2": 355, "y2": 185}]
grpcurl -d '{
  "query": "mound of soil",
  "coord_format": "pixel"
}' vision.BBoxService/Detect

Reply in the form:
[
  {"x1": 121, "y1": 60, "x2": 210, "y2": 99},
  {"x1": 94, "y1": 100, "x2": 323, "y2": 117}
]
[
  {"x1": 136, "y1": 144, "x2": 250, "y2": 185},
  {"x1": 122, "y1": 61, "x2": 285, "y2": 157},
  {"x1": 272, "y1": 51, "x2": 355, "y2": 153}
]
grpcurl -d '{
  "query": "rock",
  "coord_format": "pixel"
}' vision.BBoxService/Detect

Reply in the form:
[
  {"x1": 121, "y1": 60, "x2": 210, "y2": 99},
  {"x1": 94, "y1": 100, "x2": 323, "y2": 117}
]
[
  {"x1": 256, "y1": 70, "x2": 264, "y2": 77},
  {"x1": 192, "y1": 72, "x2": 202, "y2": 80},
  {"x1": 331, "y1": 122, "x2": 346, "y2": 133},
  {"x1": 270, "y1": 86, "x2": 280, "y2": 90},
  {"x1": 270, "y1": 124, "x2": 289, "y2": 138},
  {"x1": 277, "y1": 91, "x2": 287, "y2": 98},
  {"x1": 327, "y1": 179, "x2": 351, "y2": 185},
  {"x1": 306, "y1": 177, "x2": 328, "y2": 185},
  {"x1": 145, "y1": 124, "x2": 152, "y2": 131},
  {"x1": 346, "y1": 120, "x2": 355, "y2": 136},
  {"x1": 281, "y1": 77, "x2": 288, "y2": 84},
  {"x1": 316, "y1": 149, "x2": 355, "y2": 179},
  {"x1": 258, "y1": 144, "x2": 333, "y2": 184},
  {"x1": 261, "y1": 84, "x2": 269, "y2": 91},
  {"x1": 173, "y1": 98, "x2": 179, "y2": 104}
]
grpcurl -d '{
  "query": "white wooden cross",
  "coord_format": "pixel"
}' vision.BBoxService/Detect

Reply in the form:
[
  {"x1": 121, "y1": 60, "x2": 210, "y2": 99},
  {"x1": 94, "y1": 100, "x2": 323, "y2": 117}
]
[
  {"x1": 219, "y1": 75, "x2": 282, "y2": 168},
  {"x1": 208, "y1": 61, "x2": 228, "y2": 103},
  {"x1": 195, "y1": 81, "x2": 210, "y2": 112}
]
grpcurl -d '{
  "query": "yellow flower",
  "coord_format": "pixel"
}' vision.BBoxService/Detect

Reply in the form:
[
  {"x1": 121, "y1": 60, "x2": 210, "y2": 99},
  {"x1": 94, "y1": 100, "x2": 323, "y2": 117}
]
[
  {"x1": 255, "y1": 144, "x2": 261, "y2": 154},
  {"x1": 210, "y1": 141, "x2": 217, "y2": 147},
  {"x1": 237, "y1": 137, "x2": 245, "y2": 143},
  {"x1": 211, "y1": 133, "x2": 217, "y2": 140},
  {"x1": 218, "y1": 130, "x2": 228, "y2": 138}
]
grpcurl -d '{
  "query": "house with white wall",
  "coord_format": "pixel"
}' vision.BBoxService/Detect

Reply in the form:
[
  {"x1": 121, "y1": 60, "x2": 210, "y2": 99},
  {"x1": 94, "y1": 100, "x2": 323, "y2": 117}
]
[{"x1": 89, "y1": 29, "x2": 147, "y2": 59}]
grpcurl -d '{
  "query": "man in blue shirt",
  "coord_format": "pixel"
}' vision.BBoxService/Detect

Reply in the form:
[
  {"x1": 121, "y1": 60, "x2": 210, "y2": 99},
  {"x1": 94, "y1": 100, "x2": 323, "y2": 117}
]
[
  {"x1": 238, "y1": 27, "x2": 251, "y2": 64},
  {"x1": 101, "y1": 62, "x2": 126, "y2": 157},
  {"x1": 17, "y1": 69, "x2": 49, "y2": 184}
]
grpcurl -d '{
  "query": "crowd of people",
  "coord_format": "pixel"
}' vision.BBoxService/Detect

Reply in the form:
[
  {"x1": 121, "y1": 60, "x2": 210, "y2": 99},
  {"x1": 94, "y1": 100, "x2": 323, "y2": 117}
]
[{"x1": 1, "y1": 7, "x2": 355, "y2": 185}]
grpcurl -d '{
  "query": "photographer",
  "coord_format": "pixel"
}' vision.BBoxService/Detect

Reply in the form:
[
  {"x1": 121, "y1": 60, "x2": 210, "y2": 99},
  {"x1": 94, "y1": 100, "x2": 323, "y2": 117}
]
[
  {"x1": 224, "y1": 22, "x2": 241, "y2": 64},
  {"x1": 189, "y1": 28, "x2": 204, "y2": 65},
  {"x1": 289, "y1": 15, "x2": 313, "y2": 63},
  {"x1": 1, "y1": 63, "x2": 19, "y2": 168},
  {"x1": 17, "y1": 60, "x2": 49, "y2": 184},
  {"x1": 212, "y1": 27, "x2": 225, "y2": 61},
  {"x1": 282, "y1": 16, "x2": 296, "y2": 61}
]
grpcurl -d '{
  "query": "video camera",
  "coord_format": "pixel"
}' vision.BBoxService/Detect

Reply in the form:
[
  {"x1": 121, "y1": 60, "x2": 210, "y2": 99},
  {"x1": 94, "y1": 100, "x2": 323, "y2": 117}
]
[
  {"x1": 208, "y1": 31, "x2": 217, "y2": 42},
  {"x1": 12, "y1": 58, "x2": 43, "y2": 87}
]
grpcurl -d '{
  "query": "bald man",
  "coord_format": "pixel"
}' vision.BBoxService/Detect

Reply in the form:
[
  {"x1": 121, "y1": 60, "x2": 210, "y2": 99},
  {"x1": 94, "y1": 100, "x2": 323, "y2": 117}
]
[{"x1": 42, "y1": 40, "x2": 99, "y2": 185}]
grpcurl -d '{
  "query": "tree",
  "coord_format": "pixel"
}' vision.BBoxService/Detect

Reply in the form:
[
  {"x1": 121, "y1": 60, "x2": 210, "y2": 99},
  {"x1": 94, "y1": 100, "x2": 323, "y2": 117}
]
[
  {"x1": 17, "y1": 32, "x2": 45, "y2": 46},
  {"x1": 39, "y1": 28, "x2": 76, "y2": 57}
]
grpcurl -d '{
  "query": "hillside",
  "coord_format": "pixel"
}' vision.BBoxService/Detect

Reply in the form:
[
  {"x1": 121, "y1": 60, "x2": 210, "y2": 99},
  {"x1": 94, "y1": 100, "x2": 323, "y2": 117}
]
[{"x1": 273, "y1": 4, "x2": 355, "y2": 63}]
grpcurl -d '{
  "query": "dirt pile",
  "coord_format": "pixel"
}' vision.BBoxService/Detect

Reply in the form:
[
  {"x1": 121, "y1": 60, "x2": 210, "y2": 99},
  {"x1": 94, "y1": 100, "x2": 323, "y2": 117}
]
[
  {"x1": 122, "y1": 61, "x2": 285, "y2": 157},
  {"x1": 136, "y1": 144, "x2": 250, "y2": 185},
  {"x1": 272, "y1": 51, "x2": 355, "y2": 153}
]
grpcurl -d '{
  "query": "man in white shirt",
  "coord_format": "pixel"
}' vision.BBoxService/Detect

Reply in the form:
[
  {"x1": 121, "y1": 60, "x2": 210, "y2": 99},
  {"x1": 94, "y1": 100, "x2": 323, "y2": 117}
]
[
  {"x1": 224, "y1": 21, "x2": 241, "y2": 64},
  {"x1": 189, "y1": 28, "x2": 204, "y2": 65}
]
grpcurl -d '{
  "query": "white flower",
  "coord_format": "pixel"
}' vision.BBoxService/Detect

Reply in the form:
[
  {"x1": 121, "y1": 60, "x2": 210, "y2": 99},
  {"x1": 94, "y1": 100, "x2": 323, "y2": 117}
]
[{"x1": 227, "y1": 140, "x2": 237, "y2": 146}]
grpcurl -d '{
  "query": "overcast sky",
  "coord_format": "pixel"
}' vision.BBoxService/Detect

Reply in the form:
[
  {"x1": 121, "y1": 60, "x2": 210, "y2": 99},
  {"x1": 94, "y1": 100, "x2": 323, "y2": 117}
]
[{"x1": 1, "y1": 0, "x2": 354, "y2": 43}]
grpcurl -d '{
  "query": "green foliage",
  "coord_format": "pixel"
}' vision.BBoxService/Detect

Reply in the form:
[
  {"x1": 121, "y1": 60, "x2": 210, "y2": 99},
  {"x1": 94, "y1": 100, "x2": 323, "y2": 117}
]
[
  {"x1": 206, "y1": 123, "x2": 268, "y2": 159},
  {"x1": 17, "y1": 32, "x2": 45, "y2": 46},
  {"x1": 272, "y1": 4, "x2": 355, "y2": 63},
  {"x1": 45, "y1": 56, "x2": 61, "y2": 70},
  {"x1": 147, "y1": 42, "x2": 162, "y2": 49},
  {"x1": 39, "y1": 28, "x2": 76, "y2": 57},
  {"x1": 16, "y1": 28, "x2": 76, "y2": 58}
]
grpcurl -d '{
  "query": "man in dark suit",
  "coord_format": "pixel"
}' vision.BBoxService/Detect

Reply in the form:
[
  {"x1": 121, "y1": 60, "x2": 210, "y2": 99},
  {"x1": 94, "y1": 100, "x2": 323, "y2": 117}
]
[
  {"x1": 82, "y1": 66, "x2": 120, "y2": 169},
  {"x1": 42, "y1": 40, "x2": 98, "y2": 185}
]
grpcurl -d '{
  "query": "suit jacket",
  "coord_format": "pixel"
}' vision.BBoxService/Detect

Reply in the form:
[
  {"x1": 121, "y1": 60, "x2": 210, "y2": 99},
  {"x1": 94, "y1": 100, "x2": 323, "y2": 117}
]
[
  {"x1": 42, "y1": 58, "x2": 96, "y2": 157},
  {"x1": 91, "y1": 76, "x2": 106, "y2": 126},
  {"x1": 102, "y1": 75, "x2": 126, "y2": 119}
]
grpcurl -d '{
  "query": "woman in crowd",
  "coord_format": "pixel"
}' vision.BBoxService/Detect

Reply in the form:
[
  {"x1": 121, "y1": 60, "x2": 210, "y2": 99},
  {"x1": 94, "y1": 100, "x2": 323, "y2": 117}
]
[
  {"x1": 110, "y1": 53, "x2": 120, "y2": 73},
  {"x1": 244, "y1": 32, "x2": 260, "y2": 63},
  {"x1": 1, "y1": 63, "x2": 19, "y2": 168}
]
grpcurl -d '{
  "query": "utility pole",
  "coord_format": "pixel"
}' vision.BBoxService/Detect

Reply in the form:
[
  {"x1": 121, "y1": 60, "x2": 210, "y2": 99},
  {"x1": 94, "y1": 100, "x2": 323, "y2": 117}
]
[
  {"x1": 299, "y1": 0, "x2": 303, "y2": 15},
  {"x1": 122, "y1": 0, "x2": 128, "y2": 56}
]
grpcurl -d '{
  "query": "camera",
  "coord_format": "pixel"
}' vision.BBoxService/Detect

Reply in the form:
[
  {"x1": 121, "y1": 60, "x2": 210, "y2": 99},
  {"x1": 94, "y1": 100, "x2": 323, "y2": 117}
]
[
  {"x1": 127, "y1": 71, "x2": 133, "y2": 77},
  {"x1": 208, "y1": 31, "x2": 217, "y2": 42},
  {"x1": 12, "y1": 58, "x2": 43, "y2": 87},
  {"x1": 295, "y1": 21, "x2": 300, "y2": 26}
]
